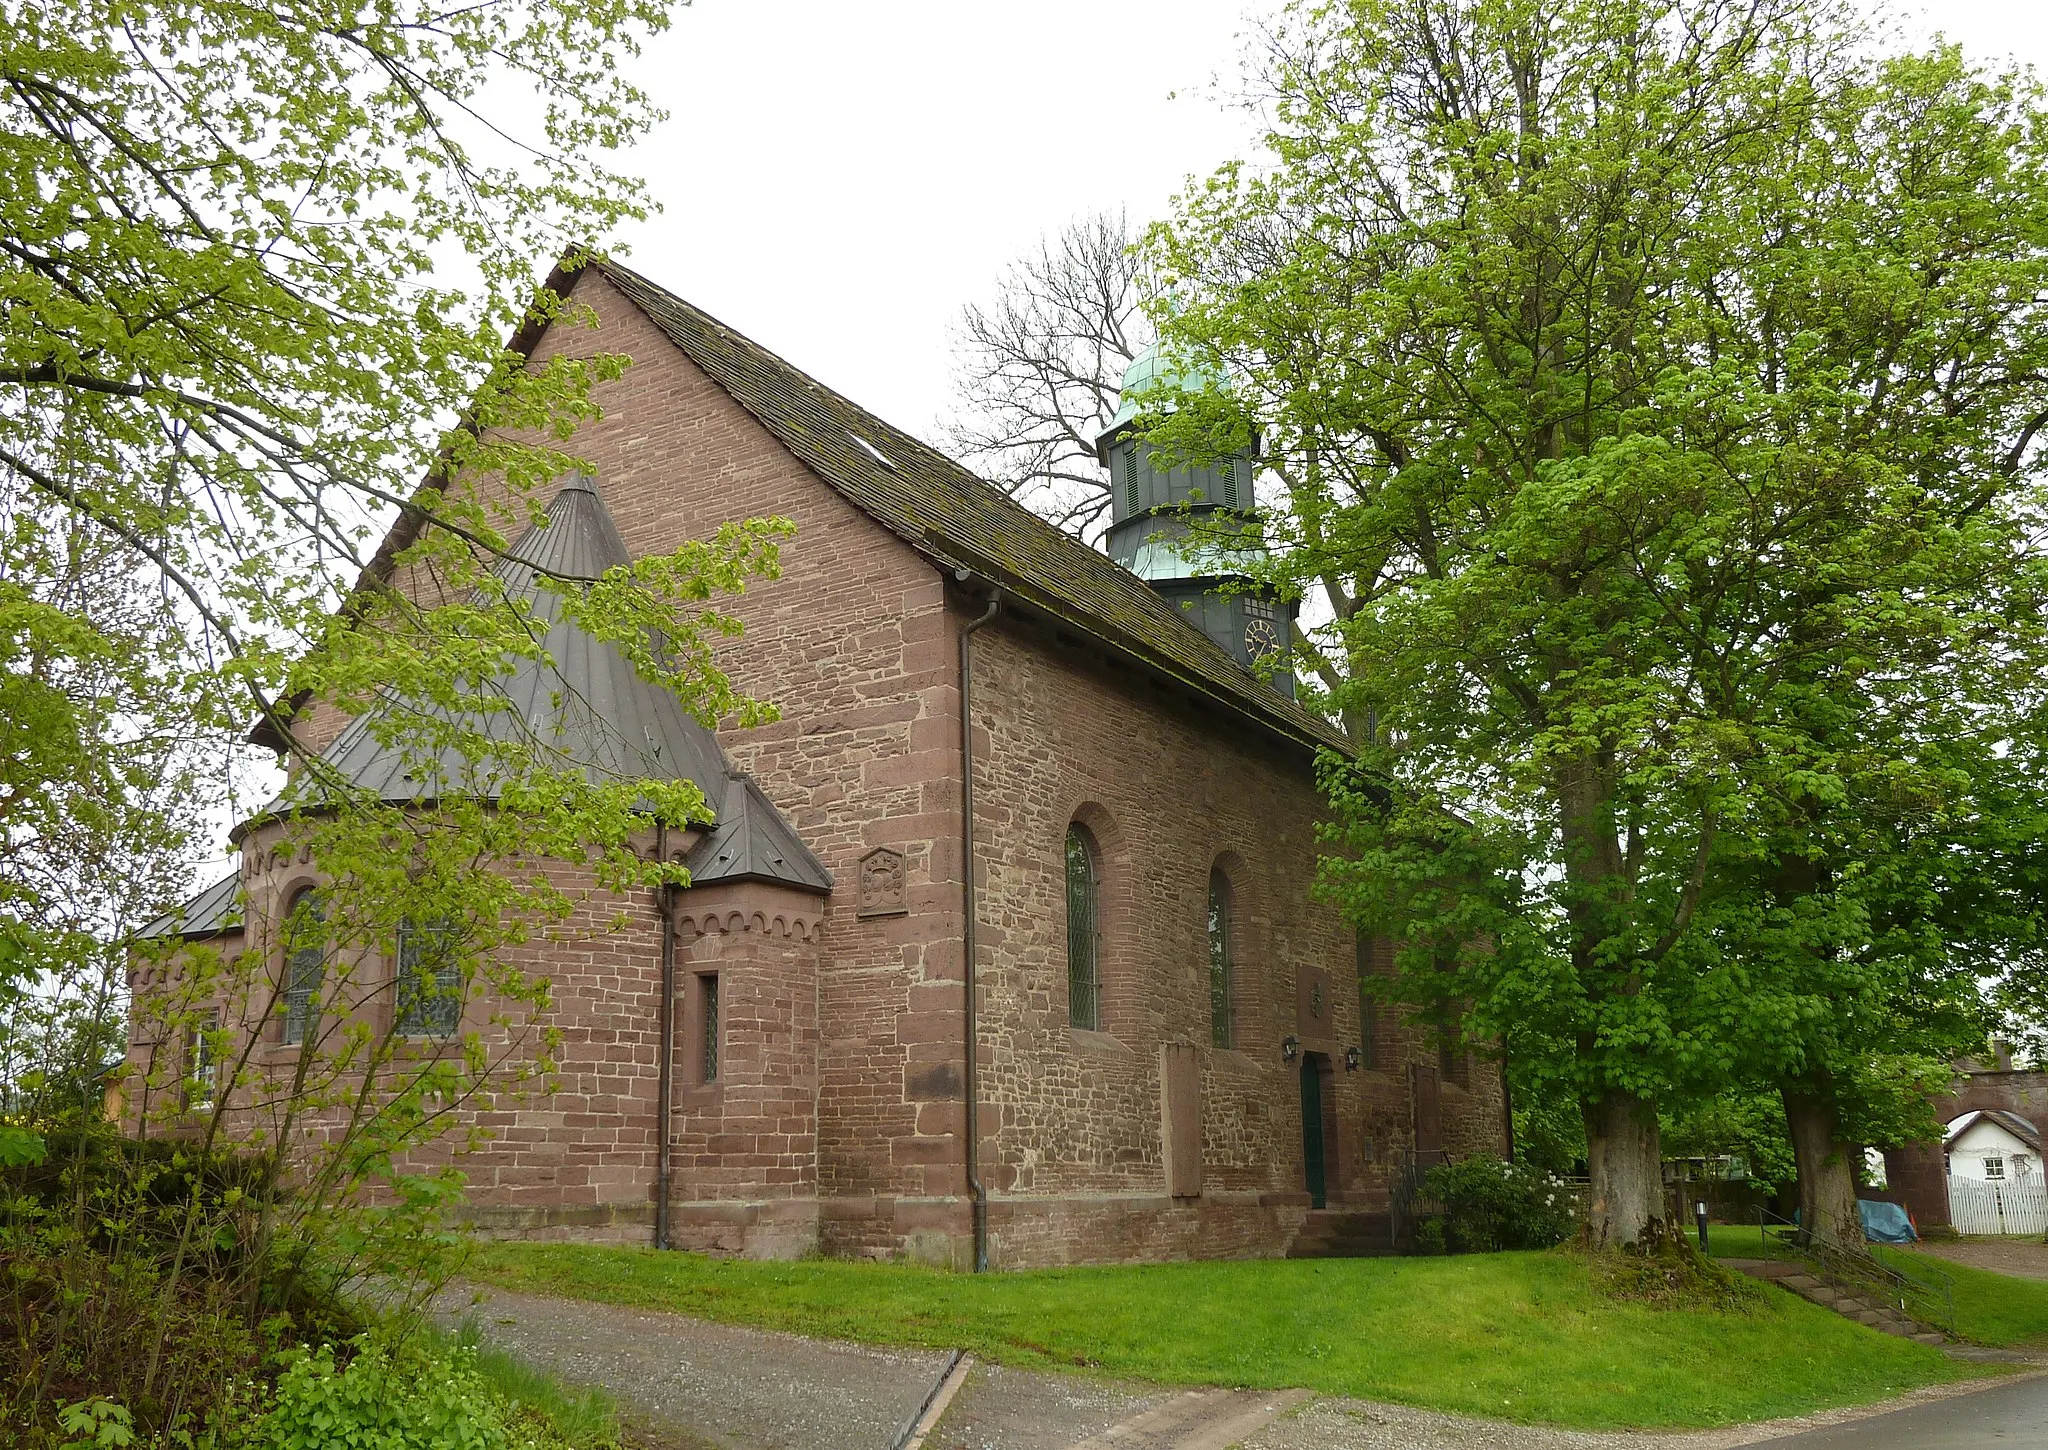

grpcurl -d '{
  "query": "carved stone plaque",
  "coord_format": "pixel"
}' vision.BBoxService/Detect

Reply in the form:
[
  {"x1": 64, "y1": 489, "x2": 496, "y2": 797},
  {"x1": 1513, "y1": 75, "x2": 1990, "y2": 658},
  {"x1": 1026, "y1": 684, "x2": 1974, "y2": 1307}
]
[
  {"x1": 856, "y1": 846, "x2": 908, "y2": 918},
  {"x1": 1296, "y1": 964, "x2": 1337, "y2": 1046}
]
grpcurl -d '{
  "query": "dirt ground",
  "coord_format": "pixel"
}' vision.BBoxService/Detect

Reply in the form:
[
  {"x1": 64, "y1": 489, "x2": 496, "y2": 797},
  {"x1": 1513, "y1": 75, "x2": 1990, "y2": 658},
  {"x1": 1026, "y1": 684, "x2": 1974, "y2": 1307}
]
[{"x1": 1909, "y1": 1237, "x2": 2048, "y2": 1282}]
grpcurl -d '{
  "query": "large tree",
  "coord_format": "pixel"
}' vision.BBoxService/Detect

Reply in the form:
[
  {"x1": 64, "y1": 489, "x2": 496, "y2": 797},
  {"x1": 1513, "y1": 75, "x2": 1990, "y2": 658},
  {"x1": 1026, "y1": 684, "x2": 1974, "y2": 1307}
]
[
  {"x1": 944, "y1": 210, "x2": 1148, "y2": 542},
  {"x1": 0, "y1": 3, "x2": 804, "y2": 1427},
  {"x1": 1146, "y1": 0, "x2": 2048, "y2": 1245}
]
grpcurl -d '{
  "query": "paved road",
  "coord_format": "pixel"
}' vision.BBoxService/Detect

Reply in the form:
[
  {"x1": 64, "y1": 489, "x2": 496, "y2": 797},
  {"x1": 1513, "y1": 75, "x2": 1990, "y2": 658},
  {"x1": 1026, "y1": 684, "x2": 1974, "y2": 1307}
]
[{"x1": 1744, "y1": 1372, "x2": 2048, "y2": 1448}]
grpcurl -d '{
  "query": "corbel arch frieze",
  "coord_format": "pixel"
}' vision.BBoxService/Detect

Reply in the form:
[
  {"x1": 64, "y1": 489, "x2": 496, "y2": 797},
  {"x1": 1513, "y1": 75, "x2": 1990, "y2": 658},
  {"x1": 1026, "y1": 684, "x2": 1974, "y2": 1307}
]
[{"x1": 671, "y1": 880, "x2": 825, "y2": 944}]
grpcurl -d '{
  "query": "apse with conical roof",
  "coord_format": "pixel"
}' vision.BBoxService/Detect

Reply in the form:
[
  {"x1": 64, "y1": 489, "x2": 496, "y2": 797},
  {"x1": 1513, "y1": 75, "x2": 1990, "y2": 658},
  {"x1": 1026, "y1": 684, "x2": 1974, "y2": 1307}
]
[
  {"x1": 1095, "y1": 339, "x2": 1296, "y2": 696},
  {"x1": 257, "y1": 472, "x2": 829, "y2": 895}
]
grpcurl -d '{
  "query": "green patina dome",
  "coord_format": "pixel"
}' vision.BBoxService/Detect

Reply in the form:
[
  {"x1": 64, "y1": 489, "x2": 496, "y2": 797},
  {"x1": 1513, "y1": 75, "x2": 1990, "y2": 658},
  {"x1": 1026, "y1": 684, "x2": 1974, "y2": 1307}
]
[{"x1": 1104, "y1": 335, "x2": 1228, "y2": 435}]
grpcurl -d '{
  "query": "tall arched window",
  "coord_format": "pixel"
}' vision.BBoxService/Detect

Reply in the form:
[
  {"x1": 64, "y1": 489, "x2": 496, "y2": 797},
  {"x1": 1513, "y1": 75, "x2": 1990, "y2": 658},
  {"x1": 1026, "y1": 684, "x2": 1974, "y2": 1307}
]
[
  {"x1": 282, "y1": 888, "x2": 324, "y2": 1046},
  {"x1": 1065, "y1": 824, "x2": 1100, "y2": 1030},
  {"x1": 1207, "y1": 869, "x2": 1234, "y2": 1048}
]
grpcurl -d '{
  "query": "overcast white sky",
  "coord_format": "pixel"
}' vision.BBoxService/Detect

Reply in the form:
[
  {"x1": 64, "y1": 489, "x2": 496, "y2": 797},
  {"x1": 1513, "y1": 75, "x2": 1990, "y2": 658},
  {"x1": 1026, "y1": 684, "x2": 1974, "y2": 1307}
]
[{"x1": 609, "y1": 0, "x2": 2048, "y2": 451}]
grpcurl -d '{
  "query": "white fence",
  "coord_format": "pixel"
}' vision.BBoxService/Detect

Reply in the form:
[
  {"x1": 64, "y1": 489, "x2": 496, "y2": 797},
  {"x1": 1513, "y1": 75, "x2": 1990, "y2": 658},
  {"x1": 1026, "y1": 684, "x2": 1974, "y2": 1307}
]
[{"x1": 1948, "y1": 1174, "x2": 2048, "y2": 1236}]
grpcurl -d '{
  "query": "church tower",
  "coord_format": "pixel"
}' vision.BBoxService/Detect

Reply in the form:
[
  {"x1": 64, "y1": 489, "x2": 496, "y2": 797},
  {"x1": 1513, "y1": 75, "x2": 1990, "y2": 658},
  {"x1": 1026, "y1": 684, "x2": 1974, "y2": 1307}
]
[{"x1": 1095, "y1": 340, "x2": 1297, "y2": 697}]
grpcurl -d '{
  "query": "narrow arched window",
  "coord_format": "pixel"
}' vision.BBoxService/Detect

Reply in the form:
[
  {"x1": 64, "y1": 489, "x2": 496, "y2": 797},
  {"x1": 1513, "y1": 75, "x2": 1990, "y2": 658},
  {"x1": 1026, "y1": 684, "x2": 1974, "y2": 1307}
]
[
  {"x1": 1065, "y1": 824, "x2": 1100, "y2": 1030},
  {"x1": 282, "y1": 888, "x2": 324, "y2": 1046},
  {"x1": 1207, "y1": 869, "x2": 1233, "y2": 1048}
]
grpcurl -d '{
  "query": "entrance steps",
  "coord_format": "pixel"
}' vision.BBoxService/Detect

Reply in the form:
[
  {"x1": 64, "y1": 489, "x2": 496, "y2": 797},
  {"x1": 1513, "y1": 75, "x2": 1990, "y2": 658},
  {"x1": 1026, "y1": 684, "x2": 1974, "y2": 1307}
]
[
  {"x1": 1724, "y1": 1258, "x2": 1947, "y2": 1345},
  {"x1": 1285, "y1": 1209, "x2": 1396, "y2": 1258}
]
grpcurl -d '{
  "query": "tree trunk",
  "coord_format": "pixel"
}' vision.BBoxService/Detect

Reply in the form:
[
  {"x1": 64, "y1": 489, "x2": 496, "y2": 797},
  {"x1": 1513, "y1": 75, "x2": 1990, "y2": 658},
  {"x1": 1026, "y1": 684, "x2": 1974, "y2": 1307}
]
[
  {"x1": 1583, "y1": 1088, "x2": 1666, "y2": 1248},
  {"x1": 1782, "y1": 1086, "x2": 1862, "y2": 1245}
]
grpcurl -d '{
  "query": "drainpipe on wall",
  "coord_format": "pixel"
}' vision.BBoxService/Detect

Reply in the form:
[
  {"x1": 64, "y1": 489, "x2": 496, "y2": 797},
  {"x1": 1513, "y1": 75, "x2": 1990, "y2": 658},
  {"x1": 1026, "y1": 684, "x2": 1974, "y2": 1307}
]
[
  {"x1": 655, "y1": 821, "x2": 677, "y2": 1251},
  {"x1": 958, "y1": 575, "x2": 1002, "y2": 1273}
]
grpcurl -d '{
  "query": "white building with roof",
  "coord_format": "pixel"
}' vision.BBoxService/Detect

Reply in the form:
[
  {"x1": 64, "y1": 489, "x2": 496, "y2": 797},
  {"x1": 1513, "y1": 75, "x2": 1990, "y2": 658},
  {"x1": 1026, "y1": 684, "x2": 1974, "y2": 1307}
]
[{"x1": 1945, "y1": 1110, "x2": 2046, "y2": 1235}]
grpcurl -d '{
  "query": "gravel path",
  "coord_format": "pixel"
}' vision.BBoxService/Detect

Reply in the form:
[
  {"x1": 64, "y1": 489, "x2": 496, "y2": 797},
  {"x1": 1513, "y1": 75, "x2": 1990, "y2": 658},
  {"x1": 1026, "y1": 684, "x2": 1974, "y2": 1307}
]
[
  {"x1": 1236, "y1": 1376, "x2": 2047, "y2": 1450},
  {"x1": 435, "y1": 1283, "x2": 953, "y2": 1450},
  {"x1": 1909, "y1": 1238, "x2": 2048, "y2": 1282},
  {"x1": 439, "y1": 1281, "x2": 2037, "y2": 1450}
]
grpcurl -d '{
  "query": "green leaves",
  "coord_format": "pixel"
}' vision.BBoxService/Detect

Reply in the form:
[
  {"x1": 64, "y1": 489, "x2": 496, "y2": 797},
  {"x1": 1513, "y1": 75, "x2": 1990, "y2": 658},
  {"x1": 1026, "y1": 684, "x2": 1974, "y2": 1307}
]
[{"x1": 1162, "y1": 0, "x2": 2048, "y2": 1157}]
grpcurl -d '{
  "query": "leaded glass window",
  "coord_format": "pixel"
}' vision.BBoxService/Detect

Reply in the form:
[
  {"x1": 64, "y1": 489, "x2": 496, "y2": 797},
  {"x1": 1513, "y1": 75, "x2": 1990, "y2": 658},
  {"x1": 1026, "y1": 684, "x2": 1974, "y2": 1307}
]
[
  {"x1": 700, "y1": 974, "x2": 720, "y2": 1082},
  {"x1": 1207, "y1": 870, "x2": 1233, "y2": 1048},
  {"x1": 282, "y1": 888, "x2": 323, "y2": 1046},
  {"x1": 395, "y1": 917, "x2": 462, "y2": 1038},
  {"x1": 1065, "y1": 825, "x2": 1100, "y2": 1030}
]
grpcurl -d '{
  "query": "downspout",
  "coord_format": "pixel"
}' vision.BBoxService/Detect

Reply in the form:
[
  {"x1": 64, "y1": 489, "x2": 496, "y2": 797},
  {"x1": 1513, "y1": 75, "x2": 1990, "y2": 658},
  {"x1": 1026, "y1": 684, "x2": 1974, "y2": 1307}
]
[
  {"x1": 655, "y1": 822, "x2": 677, "y2": 1250},
  {"x1": 958, "y1": 578, "x2": 1002, "y2": 1273}
]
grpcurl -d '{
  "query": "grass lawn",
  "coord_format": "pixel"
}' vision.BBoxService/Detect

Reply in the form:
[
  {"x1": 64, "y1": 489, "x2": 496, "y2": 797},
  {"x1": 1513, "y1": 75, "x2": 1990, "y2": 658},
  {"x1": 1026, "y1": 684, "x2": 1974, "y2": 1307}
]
[
  {"x1": 463, "y1": 1241, "x2": 1987, "y2": 1430},
  {"x1": 1873, "y1": 1247, "x2": 2048, "y2": 1350},
  {"x1": 1703, "y1": 1224, "x2": 2048, "y2": 1349}
]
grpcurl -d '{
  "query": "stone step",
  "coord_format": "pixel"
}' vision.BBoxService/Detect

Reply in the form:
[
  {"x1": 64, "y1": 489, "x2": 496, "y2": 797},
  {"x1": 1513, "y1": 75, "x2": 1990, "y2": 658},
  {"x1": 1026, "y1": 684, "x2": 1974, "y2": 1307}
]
[
  {"x1": 1286, "y1": 1211, "x2": 1396, "y2": 1259},
  {"x1": 1727, "y1": 1257, "x2": 1948, "y2": 1345}
]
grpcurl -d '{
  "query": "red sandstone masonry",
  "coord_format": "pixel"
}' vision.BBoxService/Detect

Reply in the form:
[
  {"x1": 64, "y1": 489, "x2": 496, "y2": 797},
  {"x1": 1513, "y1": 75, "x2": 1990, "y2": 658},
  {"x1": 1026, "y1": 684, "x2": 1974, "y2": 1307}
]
[{"x1": 143, "y1": 267, "x2": 1505, "y2": 1265}]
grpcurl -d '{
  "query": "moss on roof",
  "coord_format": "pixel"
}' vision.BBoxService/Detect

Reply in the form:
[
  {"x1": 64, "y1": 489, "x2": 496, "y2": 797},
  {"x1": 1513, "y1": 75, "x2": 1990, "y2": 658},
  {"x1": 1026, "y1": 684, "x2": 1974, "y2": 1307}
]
[{"x1": 593, "y1": 259, "x2": 1349, "y2": 757}]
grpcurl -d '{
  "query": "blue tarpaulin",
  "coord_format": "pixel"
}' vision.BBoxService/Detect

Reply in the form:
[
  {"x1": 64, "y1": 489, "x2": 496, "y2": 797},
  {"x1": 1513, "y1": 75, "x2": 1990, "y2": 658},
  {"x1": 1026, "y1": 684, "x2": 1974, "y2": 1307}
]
[{"x1": 1859, "y1": 1198, "x2": 1918, "y2": 1244}]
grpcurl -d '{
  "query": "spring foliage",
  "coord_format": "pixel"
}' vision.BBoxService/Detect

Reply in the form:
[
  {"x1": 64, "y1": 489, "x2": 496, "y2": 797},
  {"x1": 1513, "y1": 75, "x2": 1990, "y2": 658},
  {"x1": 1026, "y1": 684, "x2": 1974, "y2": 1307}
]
[{"x1": 1145, "y1": 0, "x2": 2048, "y2": 1239}]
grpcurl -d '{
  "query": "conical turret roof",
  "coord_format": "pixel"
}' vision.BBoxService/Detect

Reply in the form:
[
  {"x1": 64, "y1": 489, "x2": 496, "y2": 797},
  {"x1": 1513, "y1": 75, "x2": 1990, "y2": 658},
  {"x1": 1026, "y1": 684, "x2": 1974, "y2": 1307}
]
[
  {"x1": 685, "y1": 772, "x2": 833, "y2": 894},
  {"x1": 307, "y1": 473, "x2": 730, "y2": 805}
]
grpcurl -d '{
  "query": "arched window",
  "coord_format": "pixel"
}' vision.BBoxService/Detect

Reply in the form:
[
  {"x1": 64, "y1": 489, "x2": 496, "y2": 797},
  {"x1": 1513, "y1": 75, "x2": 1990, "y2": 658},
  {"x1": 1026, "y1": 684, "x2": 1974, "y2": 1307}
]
[
  {"x1": 1065, "y1": 824, "x2": 1100, "y2": 1030},
  {"x1": 1207, "y1": 869, "x2": 1233, "y2": 1048},
  {"x1": 282, "y1": 888, "x2": 324, "y2": 1046}
]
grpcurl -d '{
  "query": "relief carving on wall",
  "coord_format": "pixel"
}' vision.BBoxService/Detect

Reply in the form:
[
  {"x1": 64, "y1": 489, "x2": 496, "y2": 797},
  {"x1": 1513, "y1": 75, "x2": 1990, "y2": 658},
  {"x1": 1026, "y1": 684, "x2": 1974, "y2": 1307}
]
[
  {"x1": 856, "y1": 846, "x2": 908, "y2": 918},
  {"x1": 1296, "y1": 964, "x2": 1337, "y2": 1046}
]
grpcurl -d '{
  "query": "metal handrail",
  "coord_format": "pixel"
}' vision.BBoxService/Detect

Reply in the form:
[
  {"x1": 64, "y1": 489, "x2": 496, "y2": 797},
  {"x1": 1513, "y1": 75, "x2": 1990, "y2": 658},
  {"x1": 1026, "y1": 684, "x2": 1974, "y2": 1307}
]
[
  {"x1": 1389, "y1": 1147, "x2": 1449, "y2": 1251},
  {"x1": 1753, "y1": 1206, "x2": 1955, "y2": 1335}
]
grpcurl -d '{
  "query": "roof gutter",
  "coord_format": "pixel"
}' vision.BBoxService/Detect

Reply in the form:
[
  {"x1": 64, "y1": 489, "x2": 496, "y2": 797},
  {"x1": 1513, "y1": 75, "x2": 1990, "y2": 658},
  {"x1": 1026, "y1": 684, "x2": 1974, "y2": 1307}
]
[{"x1": 957, "y1": 574, "x2": 1002, "y2": 1273}]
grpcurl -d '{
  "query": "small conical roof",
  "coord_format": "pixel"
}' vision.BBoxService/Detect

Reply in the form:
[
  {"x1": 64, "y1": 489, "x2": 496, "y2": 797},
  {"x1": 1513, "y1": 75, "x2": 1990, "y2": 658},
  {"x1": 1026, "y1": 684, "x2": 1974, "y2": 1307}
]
[
  {"x1": 137, "y1": 871, "x2": 242, "y2": 941},
  {"x1": 306, "y1": 475, "x2": 730, "y2": 805},
  {"x1": 684, "y1": 772, "x2": 833, "y2": 895}
]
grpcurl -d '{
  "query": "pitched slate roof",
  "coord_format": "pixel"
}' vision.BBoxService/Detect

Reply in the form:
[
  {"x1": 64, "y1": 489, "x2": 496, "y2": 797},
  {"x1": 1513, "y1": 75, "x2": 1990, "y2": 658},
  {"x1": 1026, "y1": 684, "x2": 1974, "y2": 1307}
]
[
  {"x1": 137, "y1": 871, "x2": 242, "y2": 941},
  {"x1": 590, "y1": 259, "x2": 1350, "y2": 756},
  {"x1": 686, "y1": 772, "x2": 833, "y2": 894}
]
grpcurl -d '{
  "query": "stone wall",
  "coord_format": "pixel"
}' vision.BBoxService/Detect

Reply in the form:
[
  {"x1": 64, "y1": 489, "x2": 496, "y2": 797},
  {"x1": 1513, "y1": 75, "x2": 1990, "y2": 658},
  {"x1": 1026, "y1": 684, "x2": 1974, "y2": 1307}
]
[
  {"x1": 157, "y1": 268, "x2": 1511, "y2": 1267},
  {"x1": 964, "y1": 617, "x2": 1508, "y2": 1265}
]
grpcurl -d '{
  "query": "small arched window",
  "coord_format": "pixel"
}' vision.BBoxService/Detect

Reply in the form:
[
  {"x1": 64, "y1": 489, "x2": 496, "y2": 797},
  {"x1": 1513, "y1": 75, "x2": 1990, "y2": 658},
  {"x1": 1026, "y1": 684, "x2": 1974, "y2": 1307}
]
[
  {"x1": 1207, "y1": 869, "x2": 1233, "y2": 1048},
  {"x1": 1065, "y1": 824, "x2": 1100, "y2": 1030},
  {"x1": 282, "y1": 888, "x2": 324, "y2": 1046}
]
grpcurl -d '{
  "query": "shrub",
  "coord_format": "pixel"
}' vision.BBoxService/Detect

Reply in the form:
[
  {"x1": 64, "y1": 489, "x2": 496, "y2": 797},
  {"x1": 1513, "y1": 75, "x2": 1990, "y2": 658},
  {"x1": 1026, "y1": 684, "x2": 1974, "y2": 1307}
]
[
  {"x1": 262, "y1": 1340, "x2": 507, "y2": 1450},
  {"x1": 258, "y1": 1337, "x2": 610, "y2": 1450},
  {"x1": 1420, "y1": 1155, "x2": 1577, "y2": 1253}
]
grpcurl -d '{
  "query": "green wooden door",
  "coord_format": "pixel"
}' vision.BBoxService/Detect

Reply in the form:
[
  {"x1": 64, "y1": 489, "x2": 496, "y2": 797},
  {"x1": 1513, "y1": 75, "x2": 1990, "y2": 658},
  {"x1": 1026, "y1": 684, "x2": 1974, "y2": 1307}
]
[{"x1": 1300, "y1": 1057, "x2": 1327, "y2": 1208}]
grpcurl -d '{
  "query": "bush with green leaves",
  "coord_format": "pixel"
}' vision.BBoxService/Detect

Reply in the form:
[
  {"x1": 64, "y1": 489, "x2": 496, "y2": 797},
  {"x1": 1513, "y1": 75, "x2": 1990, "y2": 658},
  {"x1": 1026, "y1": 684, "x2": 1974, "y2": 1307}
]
[
  {"x1": 1419, "y1": 1155, "x2": 1578, "y2": 1254},
  {"x1": 261, "y1": 1340, "x2": 509, "y2": 1450}
]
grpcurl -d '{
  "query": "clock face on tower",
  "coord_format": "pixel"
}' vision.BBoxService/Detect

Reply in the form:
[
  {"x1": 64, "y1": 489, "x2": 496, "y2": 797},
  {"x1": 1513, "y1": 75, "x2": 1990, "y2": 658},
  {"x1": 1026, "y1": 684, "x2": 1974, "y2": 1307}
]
[{"x1": 1244, "y1": 617, "x2": 1281, "y2": 659}]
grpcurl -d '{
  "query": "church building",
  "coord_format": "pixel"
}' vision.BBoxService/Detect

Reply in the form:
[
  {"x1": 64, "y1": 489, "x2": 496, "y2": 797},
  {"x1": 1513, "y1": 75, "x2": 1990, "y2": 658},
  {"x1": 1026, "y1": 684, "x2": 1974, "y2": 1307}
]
[{"x1": 134, "y1": 257, "x2": 1507, "y2": 1267}]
